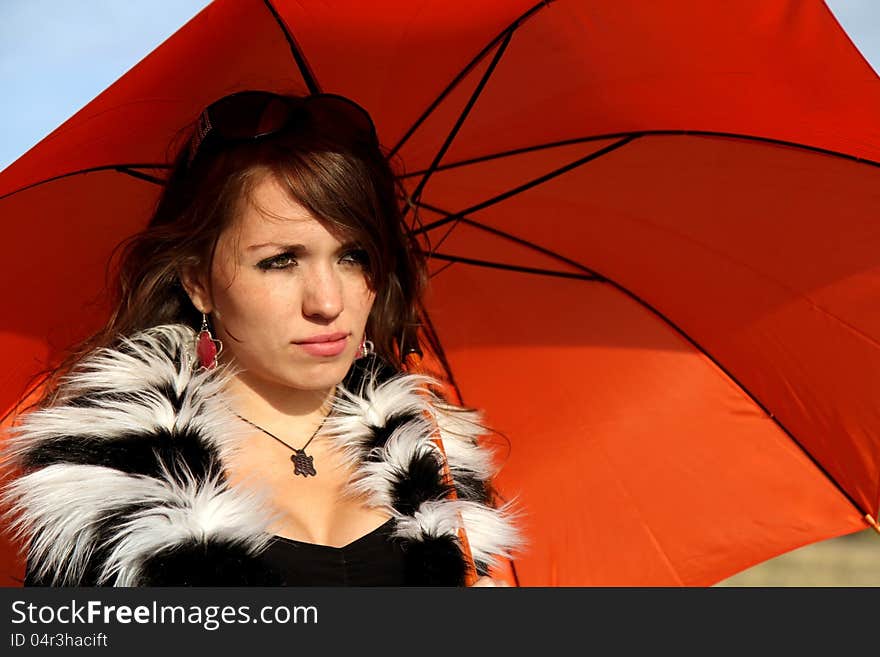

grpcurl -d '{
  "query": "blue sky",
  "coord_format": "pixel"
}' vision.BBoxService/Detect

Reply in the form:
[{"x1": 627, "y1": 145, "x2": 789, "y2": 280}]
[
  {"x1": 1, "y1": 0, "x2": 878, "y2": 172},
  {"x1": 0, "y1": 0, "x2": 212, "y2": 171}
]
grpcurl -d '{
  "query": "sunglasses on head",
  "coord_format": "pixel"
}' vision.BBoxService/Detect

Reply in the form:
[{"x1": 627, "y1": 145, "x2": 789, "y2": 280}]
[{"x1": 186, "y1": 90, "x2": 379, "y2": 167}]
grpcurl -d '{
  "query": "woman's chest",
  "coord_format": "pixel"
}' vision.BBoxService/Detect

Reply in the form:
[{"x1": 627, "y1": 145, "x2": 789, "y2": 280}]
[{"x1": 223, "y1": 434, "x2": 388, "y2": 547}]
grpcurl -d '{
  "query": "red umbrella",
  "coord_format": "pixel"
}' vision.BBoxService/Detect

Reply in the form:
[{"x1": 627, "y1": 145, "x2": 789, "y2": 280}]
[{"x1": 2, "y1": 0, "x2": 879, "y2": 585}]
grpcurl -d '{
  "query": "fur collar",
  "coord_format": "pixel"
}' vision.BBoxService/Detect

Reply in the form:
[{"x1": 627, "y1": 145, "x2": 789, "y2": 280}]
[{"x1": 2, "y1": 324, "x2": 521, "y2": 586}]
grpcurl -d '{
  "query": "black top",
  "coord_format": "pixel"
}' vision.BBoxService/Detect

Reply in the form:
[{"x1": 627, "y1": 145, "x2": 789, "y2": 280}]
[
  {"x1": 23, "y1": 518, "x2": 410, "y2": 587},
  {"x1": 258, "y1": 518, "x2": 410, "y2": 586}
]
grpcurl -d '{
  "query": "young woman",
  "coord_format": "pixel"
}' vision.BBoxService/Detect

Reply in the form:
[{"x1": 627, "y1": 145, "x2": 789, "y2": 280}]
[{"x1": 2, "y1": 91, "x2": 521, "y2": 586}]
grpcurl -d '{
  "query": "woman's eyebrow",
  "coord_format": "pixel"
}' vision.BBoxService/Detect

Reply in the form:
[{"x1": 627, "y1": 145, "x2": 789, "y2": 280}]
[
  {"x1": 246, "y1": 241, "x2": 359, "y2": 252},
  {"x1": 247, "y1": 242, "x2": 306, "y2": 251}
]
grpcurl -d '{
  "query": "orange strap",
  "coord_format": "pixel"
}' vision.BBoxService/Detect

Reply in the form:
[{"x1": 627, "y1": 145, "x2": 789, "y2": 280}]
[{"x1": 404, "y1": 351, "x2": 479, "y2": 586}]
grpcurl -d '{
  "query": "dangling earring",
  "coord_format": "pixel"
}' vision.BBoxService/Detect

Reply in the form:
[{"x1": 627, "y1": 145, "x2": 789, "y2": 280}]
[
  {"x1": 195, "y1": 312, "x2": 223, "y2": 369},
  {"x1": 355, "y1": 334, "x2": 374, "y2": 359}
]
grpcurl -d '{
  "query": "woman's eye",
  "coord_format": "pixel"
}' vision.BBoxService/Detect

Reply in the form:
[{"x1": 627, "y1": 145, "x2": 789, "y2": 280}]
[
  {"x1": 257, "y1": 253, "x2": 296, "y2": 270},
  {"x1": 341, "y1": 249, "x2": 368, "y2": 266},
  {"x1": 257, "y1": 249, "x2": 368, "y2": 271}
]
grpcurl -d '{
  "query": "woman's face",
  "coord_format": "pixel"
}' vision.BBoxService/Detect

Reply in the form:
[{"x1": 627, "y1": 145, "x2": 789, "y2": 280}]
[{"x1": 189, "y1": 173, "x2": 376, "y2": 394}]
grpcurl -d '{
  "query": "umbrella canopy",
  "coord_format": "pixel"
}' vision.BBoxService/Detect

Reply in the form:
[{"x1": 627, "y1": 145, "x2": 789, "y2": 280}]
[{"x1": 2, "y1": 0, "x2": 879, "y2": 585}]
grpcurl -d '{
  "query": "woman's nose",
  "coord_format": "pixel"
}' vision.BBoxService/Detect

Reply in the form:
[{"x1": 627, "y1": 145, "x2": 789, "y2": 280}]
[{"x1": 302, "y1": 266, "x2": 343, "y2": 319}]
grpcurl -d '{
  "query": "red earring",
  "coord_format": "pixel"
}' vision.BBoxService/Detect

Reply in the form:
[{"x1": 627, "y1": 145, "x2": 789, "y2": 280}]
[{"x1": 196, "y1": 313, "x2": 223, "y2": 369}]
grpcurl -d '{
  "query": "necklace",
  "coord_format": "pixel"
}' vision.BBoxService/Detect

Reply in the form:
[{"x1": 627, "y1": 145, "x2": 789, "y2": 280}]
[{"x1": 234, "y1": 393, "x2": 335, "y2": 478}]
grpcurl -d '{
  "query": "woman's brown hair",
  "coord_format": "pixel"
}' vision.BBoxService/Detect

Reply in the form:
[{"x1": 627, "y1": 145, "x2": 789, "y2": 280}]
[{"x1": 32, "y1": 92, "x2": 438, "y2": 409}]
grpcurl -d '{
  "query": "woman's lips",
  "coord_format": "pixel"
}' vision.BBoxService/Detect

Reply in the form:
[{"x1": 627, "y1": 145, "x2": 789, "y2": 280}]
[{"x1": 295, "y1": 336, "x2": 348, "y2": 357}]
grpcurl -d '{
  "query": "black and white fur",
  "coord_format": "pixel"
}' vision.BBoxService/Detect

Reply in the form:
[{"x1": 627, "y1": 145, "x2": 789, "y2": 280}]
[{"x1": 2, "y1": 324, "x2": 522, "y2": 586}]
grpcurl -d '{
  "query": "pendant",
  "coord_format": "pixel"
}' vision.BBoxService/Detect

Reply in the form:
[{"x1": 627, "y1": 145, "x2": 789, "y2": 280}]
[
  {"x1": 195, "y1": 330, "x2": 221, "y2": 369},
  {"x1": 290, "y1": 450, "x2": 317, "y2": 477}
]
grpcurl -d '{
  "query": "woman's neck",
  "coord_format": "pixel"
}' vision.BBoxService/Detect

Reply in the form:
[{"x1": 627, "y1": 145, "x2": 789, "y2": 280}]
[{"x1": 224, "y1": 369, "x2": 336, "y2": 427}]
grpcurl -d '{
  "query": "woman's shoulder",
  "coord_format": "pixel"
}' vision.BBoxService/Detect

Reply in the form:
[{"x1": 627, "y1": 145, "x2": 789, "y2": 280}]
[
  {"x1": 71, "y1": 323, "x2": 199, "y2": 385},
  {"x1": 22, "y1": 323, "x2": 202, "y2": 411},
  {"x1": 4, "y1": 321, "x2": 242, "y2": 473},
  {"x1": 1, "y1": 323, "x2": 274, "y2": 586}
]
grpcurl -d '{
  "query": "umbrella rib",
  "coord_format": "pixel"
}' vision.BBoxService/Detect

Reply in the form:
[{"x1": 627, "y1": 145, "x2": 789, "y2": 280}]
[
  {"x1": 403, "y1": 30, "x2": 513, "y2": 226},
  {"x1": 116, "y1": 167, "x2": 167, "y2": 185},
  {"x1": 0, "y1": 164, "x2": 170, "y2": 202},
  {"x1": 262, "y1": 0, "x2": 321, "y2": 94},
  {"x1": 424, "y1": 251, "x2": 602, "y2": 280},
  {"x1": 427, "y1": 258, "x2": 456, "y2": 279},
  {"x1": 8, "y1": 127, "x2": 876, "y2": 203},
  {"x1": 410, "y1": 136, "x2": 636, "y2": 237},
  {"x1": 415, "y1": 200, "x2": 605, "y2": 279},
  {"x1": 399, "y1": 134, "x2": 641, "y2": 179},
  {"x1": 399, "y1": 129, "x2": 880, "y2": 179},
  {"x1": 388, "y1": 0, "x2": 552, "y2": 159}
]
